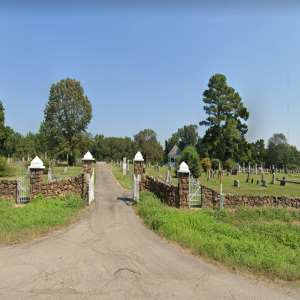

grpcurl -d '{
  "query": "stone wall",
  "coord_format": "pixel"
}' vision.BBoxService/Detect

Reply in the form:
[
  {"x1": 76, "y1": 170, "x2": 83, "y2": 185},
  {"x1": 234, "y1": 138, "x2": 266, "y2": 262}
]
[
  {"x1": 201, "y1": 185, "x2": 300, "y2": 209},
  {"x1": 34, "y1": 174, "x2": 85, "y2": 198},
  {"x1": 0, "y1": 180, "x2": 17, "y2": 200},
  {"x1": 143, "y1": 175, "x2": 180, "y2": 208}
]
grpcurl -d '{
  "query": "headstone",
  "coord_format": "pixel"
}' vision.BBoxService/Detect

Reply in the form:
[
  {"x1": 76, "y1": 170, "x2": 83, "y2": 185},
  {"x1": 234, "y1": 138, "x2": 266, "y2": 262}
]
[
  {"x1": 233, "y1": 179, "x2": 240, "y2": 188},
  {"x1": 271, "y1": 173, "x2": 275, "y2": 184},
  {"x1": 251, "y1": 178, "x2": 254, "y2": 184},
  {"x1": 246, "y1": 172, "x2": 250, "y2": 183},
  {"x1": 122, "y1": 157, "x2": 127, "y2": 176},
  {"x1": 280, "y1": 177, "x2": 286, "y2": 186},
  {"x1": 261, "y1": 180, "x2": 267, "y2": 187}
]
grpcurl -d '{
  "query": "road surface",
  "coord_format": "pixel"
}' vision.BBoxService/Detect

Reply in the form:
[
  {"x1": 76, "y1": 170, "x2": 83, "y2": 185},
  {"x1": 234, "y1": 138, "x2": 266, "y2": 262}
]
[{"x1": 0, "y1": 162, "x2": 298, "y2": 299}]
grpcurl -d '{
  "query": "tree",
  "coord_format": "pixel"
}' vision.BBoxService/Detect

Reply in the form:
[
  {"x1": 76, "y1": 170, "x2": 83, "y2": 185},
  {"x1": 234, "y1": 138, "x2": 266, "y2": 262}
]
[
  {"x1": 200, "y1": 157, "x2": 211, "y2": 172},
  {"x1": 179, "y1": 145, "x2": 200, "y2": 177},
  {"x1": 41, "y1": 78, "x2": 92, "y2": 164},
  {"x1": 200, "y1": 74, "x2": 249, "y2": 162},
  {"x1": 165, "y1": 124, "x2": 199, "y2": 161},
  {"x1": 266, "y1": 133, "x2": 297, "y2": 169},
  {"x1": 134, "y1": 129, "x2": 164, "y2": 163}
]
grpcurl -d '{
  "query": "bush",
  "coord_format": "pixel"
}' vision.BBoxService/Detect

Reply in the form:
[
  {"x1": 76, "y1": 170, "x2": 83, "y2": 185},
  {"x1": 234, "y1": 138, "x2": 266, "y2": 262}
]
[
  {"x1": 200, "y1": 157, "x2": 211, "y2": 172},
  {"x1": 0, "y1": 157, "x2": 11, "y2": 177},
  {"x1": 179, "y1": 146, "x2": 200, "y2": 178},
  {"x1": 224, "y1": 158, "x2": 237, "y2": 171},
  {"x1": 211, "y1": 158, "x2": 221, "y2": 170}
]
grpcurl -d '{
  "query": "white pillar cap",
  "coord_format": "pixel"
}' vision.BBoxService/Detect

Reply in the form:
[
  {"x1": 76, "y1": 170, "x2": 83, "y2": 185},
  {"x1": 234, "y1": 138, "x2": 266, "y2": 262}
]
[
  {"x1": 178, "y1": 161, "x2": 190, "y2": 174},
  {"x1": 29, "y1": 156, "x2": 45, "y2": 169},
  {"x1": 82, "y1": 151, "x2": 95, "y2": 161},
  {"x1": 134, "y1": 151, "x2": 144, "y2": 162}
]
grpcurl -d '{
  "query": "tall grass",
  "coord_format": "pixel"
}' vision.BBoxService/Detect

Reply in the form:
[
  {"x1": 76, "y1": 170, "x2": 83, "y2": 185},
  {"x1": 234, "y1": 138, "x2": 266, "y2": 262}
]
[
  {"x1": 137, "y1": 191, "x2": 300, "y2": 281},
  {"x1": 0, "y1": 196, "x2": 85, "y2": 244}
]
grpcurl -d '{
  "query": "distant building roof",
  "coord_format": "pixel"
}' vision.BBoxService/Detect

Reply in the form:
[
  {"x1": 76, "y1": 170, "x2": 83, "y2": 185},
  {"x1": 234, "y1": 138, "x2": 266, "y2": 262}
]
[{"x1": 168, "y1": 145, "x2": 181, "y2": 159}]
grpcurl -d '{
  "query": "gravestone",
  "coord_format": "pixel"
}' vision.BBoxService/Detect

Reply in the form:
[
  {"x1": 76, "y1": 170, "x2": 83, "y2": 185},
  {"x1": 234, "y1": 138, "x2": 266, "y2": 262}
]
[
  {"x1": 280, "y1": 177, "x2": 286, "y2": 186},
  {"x1": 271, "y1": 173, "x2": 275, "y2": 184},
  {"x1": 251, "y1": 178, "x2": 254, "y2": 184},
  {"x1": 233, "y1": 179, "x2": 240, "y2": 188}
]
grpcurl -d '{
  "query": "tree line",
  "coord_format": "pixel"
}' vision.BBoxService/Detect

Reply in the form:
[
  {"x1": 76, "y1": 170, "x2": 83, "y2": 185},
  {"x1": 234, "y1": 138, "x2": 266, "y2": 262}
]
[{"x1": 0, "y1": 75, "x2": 299, "y2": 170}]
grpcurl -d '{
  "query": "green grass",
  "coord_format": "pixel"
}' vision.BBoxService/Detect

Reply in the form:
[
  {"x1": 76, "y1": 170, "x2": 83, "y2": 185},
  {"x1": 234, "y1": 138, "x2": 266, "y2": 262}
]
[
  {"x1": 0, "y1": 196, "x2": 85, "y2": 244},
  {"x1": 111, "y1": 164, "x2": 133, "y2": 190},
  {"x1": 200, "y1": 172, "x2": 300, "y2": 197},
  {"x1": 137, "y1": 191, "x2": 300, "y2": 281},
  {"x1": 51, "y1": 166, "x2": 82, "y2": 179},
  {"x1": 0, "y1": 162, "x2": 82, "y2": 181}
]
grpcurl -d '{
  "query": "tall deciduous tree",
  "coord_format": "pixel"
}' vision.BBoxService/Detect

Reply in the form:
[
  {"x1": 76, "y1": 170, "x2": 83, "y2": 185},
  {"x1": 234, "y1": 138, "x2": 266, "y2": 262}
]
[
  {"x1": 41, "y1": 78, "x2": 92, "y2": 164},
  {"x1": 200, "y1": 74, "x2": 249, "y2": 162},
  {"x1": 134, "y1": 129, "x2": 164, "y2": 163}
]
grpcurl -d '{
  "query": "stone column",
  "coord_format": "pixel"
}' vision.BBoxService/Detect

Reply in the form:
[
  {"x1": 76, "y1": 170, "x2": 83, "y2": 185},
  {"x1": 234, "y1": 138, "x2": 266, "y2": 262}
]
[
  {"x1": 82, "y1": 151, "x2": 95, "y2": 200},
  {"x1": 82, "y1": 151, "x2": 95, "y2": 176},
  {"x1": 178, "y1": 162, "x2": 190, "y2": 208},
  {"x1": 133, "y1": 151, "x2": 145, "y2": 189},
  {"x1": 29, "y1": 156, "x2": 45, "y2": 198}
]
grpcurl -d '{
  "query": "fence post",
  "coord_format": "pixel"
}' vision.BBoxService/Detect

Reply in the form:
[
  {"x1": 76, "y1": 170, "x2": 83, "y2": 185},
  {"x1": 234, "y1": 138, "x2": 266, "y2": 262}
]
[
  {"x1": 29, "y1": 156, "x2": 45, "y2": 199},
  {"x1": 178, "y1": 162, "x2": 190, "y2": 208}
]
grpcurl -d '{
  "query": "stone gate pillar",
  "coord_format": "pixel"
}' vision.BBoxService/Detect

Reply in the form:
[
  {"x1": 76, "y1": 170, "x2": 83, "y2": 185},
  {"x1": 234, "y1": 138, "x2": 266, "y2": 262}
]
[
  {"x1": 29, "y1": 156, "x2": 45, "y2": 198},
  {"x1": 133, "y1": 151, "x2": 145, "y2": 189},
  {"x1": 178, "y1": 162, "x2": 190, "y2": 208},
  {"x1": 82, "y1": 151, "x2": 95, "y2": 176}
]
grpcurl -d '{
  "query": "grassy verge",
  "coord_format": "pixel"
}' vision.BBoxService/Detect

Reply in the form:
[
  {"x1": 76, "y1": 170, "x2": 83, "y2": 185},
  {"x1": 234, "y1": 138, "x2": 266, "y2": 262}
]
[
  {"x1": 137, "y1": 191, "x2": 300, "y2": 281},
  {"x1": 0, "y1": 196, "x2": 85, "y2": 244},
  {"x1": 111, "y1": 164, "x2": 133, "y2": 190}
]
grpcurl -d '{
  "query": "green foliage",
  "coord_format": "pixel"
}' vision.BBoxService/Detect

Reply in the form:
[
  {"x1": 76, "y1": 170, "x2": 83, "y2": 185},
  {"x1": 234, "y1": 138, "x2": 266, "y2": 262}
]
[
  {"x1": 137, "y1": 192, "x2": 300, "y2": 280},
  {"x1": 0, "y1": 196, "x2": 85, "y2": 244},
  {"x1": 211, "y1": 158, "x2": 221, "y2": 170},
  {"x1": 92, "y1": 135, "x2": 136, "y2": 162},
  {"x1": 0, "y1": 156, "x2": 10, "y2": 177},
  {"x1": 180, "y1": 146, "x2": 200, "y2": 177},
  {"x1": 224, "y1": 158, "x2": 237, "y2": 170},
  {"x1": 200, "y1": 74, "x2": 249, "y2": 163},
  {"x1": 200, "y1": 157, "x2": 211, "y2": 172},
  {"x1": 134, "y1": 129, "x2": 164, "y2": 163},
  {"x1": 41, "y1": 78, "x2": 92, "y2": 164},
  {"x1": 266, "y1": 133, "x2": 300, "y2": 169},
  {"x1": 165, "y1": 124, "x2": 199, "y2": 160}
]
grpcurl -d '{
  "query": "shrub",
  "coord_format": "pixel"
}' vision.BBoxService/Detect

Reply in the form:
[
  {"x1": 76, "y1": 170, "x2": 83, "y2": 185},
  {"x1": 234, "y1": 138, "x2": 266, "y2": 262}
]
[
  {"x1": 200, "y1": 157, "x2": 211, "y2": 172},
  {"x1": 0, "y1": 157, "x2": 10, "y2": 177},
  {"x1": 179, "y1": 146, "x2": 200, "y2": 178},
  {"x1": 211, "y1": 158, "x2": 222, "y2": 170},
  {"x1": 224, "y1": 158, "x2": 237, "y2": 171}
]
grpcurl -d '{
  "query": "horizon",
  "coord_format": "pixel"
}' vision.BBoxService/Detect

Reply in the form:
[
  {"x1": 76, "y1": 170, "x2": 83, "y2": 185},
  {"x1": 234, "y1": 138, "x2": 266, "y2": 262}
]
[{"x1": 1, "y1": 4, "x2": 300, "y2": 148}]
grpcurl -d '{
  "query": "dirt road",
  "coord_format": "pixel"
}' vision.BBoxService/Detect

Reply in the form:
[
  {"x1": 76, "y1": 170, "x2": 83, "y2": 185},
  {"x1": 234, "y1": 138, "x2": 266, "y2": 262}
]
[{"x1": 0, "y1": 162, "x2": 298, "y2": 299}]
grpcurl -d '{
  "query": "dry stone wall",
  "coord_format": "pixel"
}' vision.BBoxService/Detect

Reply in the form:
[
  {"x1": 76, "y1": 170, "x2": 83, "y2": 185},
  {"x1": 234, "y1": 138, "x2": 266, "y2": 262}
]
[
  {"x1": 201, "y1": 185, "x2": 300, "y2": 209},
  {"x1": 143, "y1": 175, "x2": 180, "y2": 208},
  {"x1": 0, "y1": 180, "x2": 17, "y2": 200},
  {"x1": 33, "y1": 174, "x2": 85, "y2": 198}
]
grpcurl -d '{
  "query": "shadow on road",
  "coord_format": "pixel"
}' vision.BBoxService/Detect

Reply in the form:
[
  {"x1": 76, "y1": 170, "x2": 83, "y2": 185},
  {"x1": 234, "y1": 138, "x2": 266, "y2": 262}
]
[{"x1": 117, "y1": 196, "x2": 136, "y2": 206}]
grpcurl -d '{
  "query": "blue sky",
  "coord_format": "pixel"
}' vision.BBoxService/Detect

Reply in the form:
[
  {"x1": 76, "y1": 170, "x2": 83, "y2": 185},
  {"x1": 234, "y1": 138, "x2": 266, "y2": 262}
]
[{"x1": 0, "y1": 5, "x2": 299, "y2": 148}]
